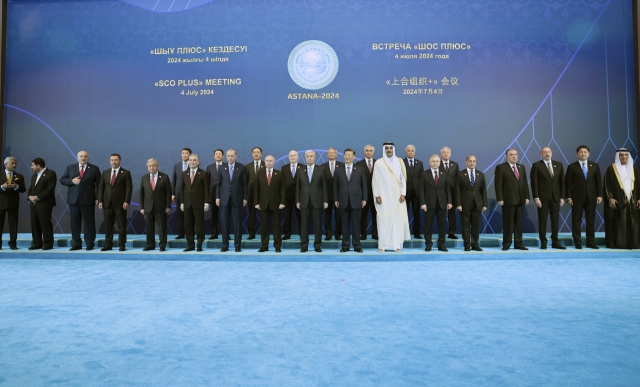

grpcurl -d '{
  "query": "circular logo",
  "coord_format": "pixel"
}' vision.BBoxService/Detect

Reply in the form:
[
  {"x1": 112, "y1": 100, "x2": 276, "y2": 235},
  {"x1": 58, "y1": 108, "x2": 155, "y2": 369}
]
[{"x1": 288, "y1": 40, "x2": 339, "y2": 90}]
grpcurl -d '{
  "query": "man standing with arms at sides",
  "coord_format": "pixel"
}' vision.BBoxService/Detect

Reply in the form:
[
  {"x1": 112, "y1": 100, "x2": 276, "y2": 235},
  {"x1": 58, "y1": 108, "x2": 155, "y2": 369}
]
[
  {"x1": 456, "y1": 155, "x2": 487, "y2": 251},
  {"x1": 206, "y1": 149, "x2": 225, "y2": 240},
  {"x1": 60, "y1": 150, "x2": 101, "y2": 251},
  {"x1": 254, "y1": 155, "x2": 286, "y2": 252},
  {"x1": 334, "y1": 148, "x2": 367, "y2": 252},
  {"x1": 565, "y1": 145, "x2": 602, "y2": 249},
  {"x1": 439, "y1": 146, "x2": 460, "y2": 239},
  {"x1": 403, "y1": 145, "x2": 424, "y2": 239},
  {"x1": 323, "y1": 147, "x2": 343, "y2": 241},
  {"x1": 373, "y1": 142, "x2": 410, "y2": 252},
  {"x1": 0, "y1": 157, "x2": 26, "y2": 249},
  {"x1": 296, "y1": 150, "x2": 328, "y2": 252},
  {"x1": 603, "y1": 149, "x2": 637, "y2": 249},
  {"x1": 28, "y1": 158, "x2": 56, "y2": 250},
  {"x1": 140, "y1": 158, "x2": 172, "y2": 251},
  {"x1": 530, "y1": 147, "x2": 566, "y2": 249},
  {"x1": 495, "y1": 148, "x2": 530, "y2": 251},
  {"x1": 421, "y1": 155, "x2": 452, "y2": 252},
  {"x1": 181, "y1": 154, "x2": 209, "y2": 252},
  {"x1": 281, "y1": 150, "x2": 302, "y2": 240},
  {"x1": 98, "y1": 154, "x2": 132, "y2": 251},
  {"x1": 246, "y1": 146, "x2": 264, "y2": 240},
  {"x1": 356, "y1": 144, "x2": 378, "y2": 241},
  {"x1": 217, "y1": 149, "x2": 248, "y2": 252},
  {"x1": 172, "y1": 148, "x2": 191, "y2": 239}
]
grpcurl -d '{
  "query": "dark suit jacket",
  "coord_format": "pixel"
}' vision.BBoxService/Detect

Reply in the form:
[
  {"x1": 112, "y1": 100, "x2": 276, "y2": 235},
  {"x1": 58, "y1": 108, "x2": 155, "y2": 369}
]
[
  {"x1": 439, "y1": 160, "x2": 460, "y2": 206},
  {"x1": 28, "y1": 169, "x2": 57, "y2": 209},
  {"x1": 456, "y1": 169, "x2": 488, "y2": 211},
  {"x1": 565, "y1": 161, "x2": 602, "y2": 204},
  {"x1": 403, "y1": 158, "x2": 424, "y2": 197},
  {"x1": 495, "y1": 162, "x2": 530, "y2": 205},
  {"x1": 282, "y1": 163, "x2": 303, "y2": 200},
  {"x1": 0, "y1": 171, "x2": 26, "y2": 210},
  {"x1": 334, "y1": 164, "x2": 367, "y2": 209},
  {"x1": 421, "y1": 169, "x2": 451, "y2": 210},
  {"x1": 246, "y1": 160, "x2": 264, "y2": 200},
  {"x1": 530, "y1": 160, "x2": 564, "y2": 203},
  {"x1": 216, "y1": 162, "x2": 248, "y2": 207},
  {"x1": 60, "y1": 163, "x2": 101, "y2": 205},
  {"x1": 140, "y1": 172, "x2": 172, "y2": 212},
  {"x1": 255, "y1": 168, "x2": 285, "y2": 211},
  {"x1": 322, "y1": 161, "x2": 344, "y2": 202},
  {"x1": 98, "y1": 168, "x2": 133, "y2": 208},
  {"x1": 355, "y1": 158, "x2": 376, "y2": 200},
  {"x1": 172, "y1": 161, "x2": 188, "y2": 200},
  {"x1": 205, "y1": 163, "x2": 223, "y2": 203},
  {"x1": 181, "y1": 168, "x2": 209, "y2": 209},
  {"x1": 296, "y1": 164, "x2": 328, "y2": 209}
]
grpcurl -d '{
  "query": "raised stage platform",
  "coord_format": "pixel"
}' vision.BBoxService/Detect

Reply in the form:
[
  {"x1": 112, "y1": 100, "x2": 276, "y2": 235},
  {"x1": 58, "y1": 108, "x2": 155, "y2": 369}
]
[{"x1": 0, "y1": 232, "x2": 635, "y2": 261}]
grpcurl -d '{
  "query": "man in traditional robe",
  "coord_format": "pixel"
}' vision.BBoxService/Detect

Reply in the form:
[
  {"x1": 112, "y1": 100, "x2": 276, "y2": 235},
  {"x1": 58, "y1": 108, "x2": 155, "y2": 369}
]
[
  {"x1": 372, "y1": 142, "x2": 410, "y2": 252},
  {"x1": 604, "y1": 148, "x2": 639, "y2": 249}
]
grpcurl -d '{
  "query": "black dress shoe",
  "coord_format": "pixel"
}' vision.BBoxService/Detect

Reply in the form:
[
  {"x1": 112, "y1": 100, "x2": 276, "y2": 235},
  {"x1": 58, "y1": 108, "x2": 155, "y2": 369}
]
[
  {"x1": 101, "y1": 246, "x2": 112, "y2": 251},
  {"x1": 184, "y1": 247, "x2": 194, "y2": 252},
  {"x1": 501, "y1": 247, "x2": 510, "y2": 251},
  {"x1": 119, "y1": 246, "x2": 126, "y2": 251},
  {"x1": 540, "y1": 244, "x2": 547, "y2": 249},
  {"x1": 516, "y1": 246, "x2": 529, "y2": 251},
  {"x1": 425, "y1": 246, "x2": 432, "y2": 252},
  {"x1": 361, "y1": 235, "x2": 367, "y2": 240},
  {"x1": 143, "y1": 246, "x2": 155, "y2": 251},
  {"x1": 159, "y1": 247, "x2": 166, "y2": 252},
  {"x1": 448, "y1": 234, "x2": 459, "y2": 239},
  {"x1": 275, "y1": 248, "x2": 282, "y2": 253},
  {"x1": 247, "y1": 235, "x2": 255, "y2": 240},
  {"x1": 575, "y1": 245, "x2": 583, "y2": 249},
  {"x1": 258, "y1": 247, "x2": 268, "y2": 252},
  {"x1": 235, "y1": 247, "x2": 241, "y2": 252},
  {"x1": 282, "y1": 236, "x2": 291, "y2": 240},
  {"x1": 472, "y1": 246, "x2": 483, "y2": 251},
  {"x1": 324, "y1": 236, "x2": 331, "y2": 241},
  {"x1": 315, "y1": 247, "x2": 322, "y2": 252},
  {"x1": 10, "y1": 246, "x2": 18, "y2": 250},
  {"x1": 335, "y1": 235, "x2": 342, "y2": 241},
  {"x1": 300, "y1": 248, "x2": 308, "y2": 253},
  {"x1": 175, "y1": 235, "x2": 185, "y2": 239},
  {"x1": 414, "y1": 234, "x2": 422, "y2": 239},
  {"x1": 354, "y1": 248, "x2": 363, "y2": 253},
  {"x1": 208, "y1": 235, "x2": 217, "y2": 240},
  {"x1": 29, "y1": 246, "x2": 43, "y2": 250},
  {"x1": 372, "y1": 234, "x2": 379, "y2": 240},
  {"x1": 552, "y1": 244, "x2": 567, "y2": 250},
  {"x1": 340, "y1": 248, "x2": 348, "y2": 252},
  {"x1": 42, "y1": 246, "x2": 53, "y2": 250},
  {"x1": 220, "y1": 247, "x2": 229, "y2": 252},
  {"x1": 438, "y1": 246, "x2": 448, "y2": 252},
  {"x1": 86, "y1": 245, "x2": 95, "y2": 251},
  {"x1": 70, "y1": 245, "x2": 82, "y2": 251},
  {"x1": 587, "y1": 245, "x2": 599, "y2": 249},
  {"x1": 464, "y1": 247, "x2": 471, "y2": 251}
]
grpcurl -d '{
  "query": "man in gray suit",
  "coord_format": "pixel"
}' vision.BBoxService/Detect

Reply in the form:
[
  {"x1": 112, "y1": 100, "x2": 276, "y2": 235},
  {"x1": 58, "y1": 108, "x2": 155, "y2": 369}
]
[
  {"x1": 296, "y1": 150, "x2": 328, "y2": 252},
  {"x1": 140, "y1": 158, "x2": 172, "y2": 251}
]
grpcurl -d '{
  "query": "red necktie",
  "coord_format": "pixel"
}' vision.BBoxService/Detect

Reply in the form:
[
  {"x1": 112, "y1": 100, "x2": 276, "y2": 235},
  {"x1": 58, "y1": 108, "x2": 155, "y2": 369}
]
[
  {"x1": 80, "y1": 165, "x2": 85, "y2": 178},
  {"x1": 512, "y1": 165, "x2": 520, "y2": 180},
  {"x1": 434, "y1": 171, "x2": 439, "y2": 185},
  {"x1": 267, "y1": 170, "x2": 271, "y2": 186},
  {"x1": 150, "y1": 174, "x2": 156, "y2": 191},
  {"x1": 110, "y1": 170, "x2": 116, "y2": 186}
]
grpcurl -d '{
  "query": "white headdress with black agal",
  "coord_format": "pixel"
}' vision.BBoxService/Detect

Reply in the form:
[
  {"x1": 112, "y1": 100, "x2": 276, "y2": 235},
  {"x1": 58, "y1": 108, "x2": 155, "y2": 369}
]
[{"x1": 614, "y1": 148, "x2": 634, "y2": 199}]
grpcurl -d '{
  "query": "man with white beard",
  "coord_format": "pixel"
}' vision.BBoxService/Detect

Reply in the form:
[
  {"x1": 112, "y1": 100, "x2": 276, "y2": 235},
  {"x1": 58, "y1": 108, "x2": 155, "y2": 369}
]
[{"x1": 372, "y1": 142, "x2": 411, "y2": 252}]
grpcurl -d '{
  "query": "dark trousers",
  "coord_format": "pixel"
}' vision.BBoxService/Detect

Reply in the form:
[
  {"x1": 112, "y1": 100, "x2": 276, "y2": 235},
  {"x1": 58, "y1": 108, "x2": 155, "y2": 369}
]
[
  {"x1": 176, "y1": 196, "x2": 185, "y2": 235},
  {"x1": 571, "y1": 201, "x2": 596, "y2": 246},
  {"x1": 461, "y1": 208, "x2": 481, "y2": 248},
  {"x1": 0, "y1": 208, "x2": 19, "y2": 247},
  {"x1": 260, "y1": 208, "x2": 282, "y2": 249},
  {"x1": 221, "y1": 204, "x2": 243, "y2": 248},
  {"x1": 145, "y1": 209, "x2": 167, "y2": 248},
  {"x1": 323, "y1": 203, "x2": 342, "y2": 237},
  {"x1": 537, "y1": 200, "x2": 560, "y2": 245},
  {"x1": 340, "y1": 205, "x2": 362, "y2": 250},
  {"x1": 247, "y1": 196, "x2": 258, "y2": 236},
  {"x1": 447, "y1": 206, "x2": 458, "y2": 235},
  {"x1": 31, "y1": 206, "x2": 54, "y2": 249},
  {"x1": 69, "y1": 203, "x2": 96, "y2": 247},
  {"x1": 300, "y1": 204, "x2": 323, "y2": 249},
  {"x1": 103, "y1": 204, "x2": 127, "y2": 247},
  {"x1": 209, "y1": 203, "x2": 219, "y2": 237},
  {"x1": 502, "y1": 204, "x2": 524, "y2": 248},
  {"x1": 283, "y1": 198, "x2": 300, "y2": 237},
  {"x1": 424, "y1": 205, "x2": 446, "y2": 248},
  {"x1": 406, "y1": 192, "x2": 421, "y2": 236},
  {"x1": 184, "y1": 206, "x2": 205, "y2": 248},
  {"x1": 360, "y1": 197, "x2": 377, "y2": 238}
]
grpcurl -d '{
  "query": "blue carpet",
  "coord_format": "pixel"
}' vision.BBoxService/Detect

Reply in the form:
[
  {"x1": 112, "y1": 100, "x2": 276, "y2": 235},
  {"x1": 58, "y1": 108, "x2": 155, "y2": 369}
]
[{"x1": 1, "y1": 258, "x2": 639, "y2": 386}]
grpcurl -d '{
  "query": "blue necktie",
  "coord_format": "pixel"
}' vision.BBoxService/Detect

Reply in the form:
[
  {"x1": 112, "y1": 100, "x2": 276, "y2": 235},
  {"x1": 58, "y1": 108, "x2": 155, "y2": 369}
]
[
  {"x1": 582, "y1": 162, "x2": 588, "y2": 179},
  {"x1": 347, "y1": 166, "x2": 351, "y2": 181},
  {"x1": 230, "y1": 164, "x2": 234, "y2": 179},
  {"x1": 470, "y1": 170, "x2": 475, "y2": 187},
  {"x1": 292, "y1": 164, "x2": 296, "y2": 178},
  {"x1": 308, "y1": 166, "x2": 313, "y2": 183}
]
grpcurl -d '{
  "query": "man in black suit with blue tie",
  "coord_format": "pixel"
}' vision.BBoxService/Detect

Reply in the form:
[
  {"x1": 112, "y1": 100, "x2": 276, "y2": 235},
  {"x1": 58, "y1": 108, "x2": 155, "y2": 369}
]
[
  {"x1": 296, "y1": 150, "x2": 328, "y2": 252},
  {"x1": 28, "y1": 158, "x2": 57, "y2": 250},
  {"x1": 530, "y1": 147, "x2": 566, "y2": 249},
  {"x1": 334, "y1": 148, "x2": 367, "y2": 253},
  {"x1": 172, "y1": 148, "x2": 191, "y2": 239},
  {"x1": 205, "y1": 149, "x2": 224, "y2": 240},
  {"x1": 455, "y1": 155, "x2": 487, "y2": 251},
  {"x1": 60, "y1": 150, "x2": 101, "y2": 251},
  {"x1": 0, "y1": 156, "x2": 26, "y2": 249},
  {"x1": 281, "y1": 150, "x2": 302, "y2": 240},
  {"x1": 216, "y1": 149, "x2": 248, "y2": 252},
  {"x1": 98, "y1": 154, "x2": 133, "y2": 251}
]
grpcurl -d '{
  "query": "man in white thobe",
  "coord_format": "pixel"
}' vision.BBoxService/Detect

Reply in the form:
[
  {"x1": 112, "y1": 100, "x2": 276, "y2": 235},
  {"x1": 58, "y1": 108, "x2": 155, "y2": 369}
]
[{"x1": 372, "y1": 142, "x2": 411, "y2": 251}]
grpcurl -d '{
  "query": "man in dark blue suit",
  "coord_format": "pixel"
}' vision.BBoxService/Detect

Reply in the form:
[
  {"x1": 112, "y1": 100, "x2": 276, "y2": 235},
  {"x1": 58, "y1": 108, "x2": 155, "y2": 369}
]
[
  {"x1": 60, "y1": 150, "x2": 101, "y2": 251},
  {"x1": 172, "y1": 148, "x2": 191, "y2": 239},
  {"x1": 216, "y1": 149, "x2": 248, "y2": 252},
  {"x1": 334, "y1": 148, "x2": 368, "y2": 253},
  {"x1": 205, "y1": 148, "x2": 224, "y2": 240}
]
